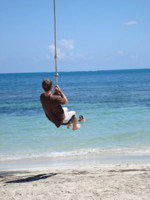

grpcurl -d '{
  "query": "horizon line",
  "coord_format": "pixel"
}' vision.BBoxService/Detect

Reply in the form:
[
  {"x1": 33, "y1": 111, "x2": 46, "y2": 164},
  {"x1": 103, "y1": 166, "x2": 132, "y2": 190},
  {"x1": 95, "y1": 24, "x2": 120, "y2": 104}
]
[{"x1": 0, "y1": 68, "x2": 150, "y2": 75}]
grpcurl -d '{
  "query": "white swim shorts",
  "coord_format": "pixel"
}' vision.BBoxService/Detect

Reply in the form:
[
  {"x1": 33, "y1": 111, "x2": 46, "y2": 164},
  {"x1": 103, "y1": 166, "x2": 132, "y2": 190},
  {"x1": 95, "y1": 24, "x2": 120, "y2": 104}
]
[{"x1": 62, "y1": 107, "x2": 75, "y2": 125}]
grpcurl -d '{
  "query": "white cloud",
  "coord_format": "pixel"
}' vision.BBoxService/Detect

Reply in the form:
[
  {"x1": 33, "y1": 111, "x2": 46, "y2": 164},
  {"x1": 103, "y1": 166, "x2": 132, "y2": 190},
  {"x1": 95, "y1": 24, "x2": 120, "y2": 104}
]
[
  {"x1": 60, "y1": 39, "x2": 74, "y2": 49},
  {"x1": 69, "y1": 52, "x2": 87, "y2": 60},
  {"x1": 32, "y1": 57, "x2": 39, "y2": 62},
  {"x1": 48, "y1": 44, "x2": 65, "y2": 59},
  {"x1": 117, "y1": 50, "x2": 124, "y2": 55},
  {"x1": 48, "y1": 39, "x2": 87, "y2": 61},
  {"x1": 57, "y1": 49, "x2": 66, "y2": 59},
  {"x1": 130, "y1": 54, "x2": 138, "y2": 60},
  {"x1": 48, "y1": 44, "x2": 55, "y2": 53},
  {"x1": 104, "y1": 54, "x2": 113, "y2": 60},
  {"x1": 124, "y1": 21, "x2": 138, "y2": 25}
]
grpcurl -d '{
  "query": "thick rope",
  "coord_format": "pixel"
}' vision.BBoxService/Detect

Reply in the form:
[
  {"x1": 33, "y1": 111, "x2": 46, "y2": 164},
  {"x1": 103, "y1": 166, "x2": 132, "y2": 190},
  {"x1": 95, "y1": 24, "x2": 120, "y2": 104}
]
[{"x1": 53, "y1": 0, "x2": 58, "y2": 85}]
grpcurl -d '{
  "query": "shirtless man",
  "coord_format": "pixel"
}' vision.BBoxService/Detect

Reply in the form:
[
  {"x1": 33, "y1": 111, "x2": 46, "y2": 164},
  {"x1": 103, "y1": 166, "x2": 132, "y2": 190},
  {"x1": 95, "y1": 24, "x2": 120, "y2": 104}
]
[{"x1": 40, "y1": 78, "x2": 81, "y2": 130}]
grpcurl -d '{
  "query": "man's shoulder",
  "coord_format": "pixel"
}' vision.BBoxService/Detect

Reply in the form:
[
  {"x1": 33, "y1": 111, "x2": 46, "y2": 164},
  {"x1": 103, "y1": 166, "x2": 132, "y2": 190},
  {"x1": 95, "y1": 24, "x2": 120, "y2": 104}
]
[
  {"x1": 40, "y1": 93, "x2": 60, "y2": 100},
  {"x1": 50, "y1": 94, "x2": 61, "y2": 101},
  {"x1": 40, "y1": 93, "x2": 45, "y2": 99},
  {"x1": 51, "y1": 94, "x2": 60, "y2": 98},
  {"x1": 50, "y1": 95, "x2": 65, "y2": 105}
]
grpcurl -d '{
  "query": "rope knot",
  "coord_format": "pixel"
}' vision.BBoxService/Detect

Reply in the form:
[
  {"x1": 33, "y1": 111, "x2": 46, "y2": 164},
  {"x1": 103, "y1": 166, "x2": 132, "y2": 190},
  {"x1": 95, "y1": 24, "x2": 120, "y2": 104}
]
[{"x1": 55, "y1": 73, "x2": 59, "y2": 77}]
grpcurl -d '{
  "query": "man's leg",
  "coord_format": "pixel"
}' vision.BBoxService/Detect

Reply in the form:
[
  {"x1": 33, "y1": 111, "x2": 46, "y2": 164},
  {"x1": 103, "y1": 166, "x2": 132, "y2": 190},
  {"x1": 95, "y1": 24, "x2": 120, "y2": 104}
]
[
  {"x1": 63, "y1": 110, "x2": 81, "y2": 131},
  {"x1": 67, "y1": 123, "x2": 72, "y2": 129},
  {"x1": 72, "y1": 114, "x2": 81, "y2": 131}
]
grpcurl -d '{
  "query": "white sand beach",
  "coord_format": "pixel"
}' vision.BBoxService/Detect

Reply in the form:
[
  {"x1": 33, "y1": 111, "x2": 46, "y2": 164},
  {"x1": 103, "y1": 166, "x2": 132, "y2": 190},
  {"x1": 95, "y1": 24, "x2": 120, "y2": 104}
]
[{"x1": 1, "y1": 164, "x2": 150, "y2": 200}]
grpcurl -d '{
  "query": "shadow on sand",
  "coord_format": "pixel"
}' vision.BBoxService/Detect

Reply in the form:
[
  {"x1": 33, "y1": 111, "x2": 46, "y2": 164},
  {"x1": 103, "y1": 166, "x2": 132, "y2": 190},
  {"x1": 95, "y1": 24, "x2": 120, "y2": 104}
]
[{"x1": 5, "y1": 173, "x2": 58, "y2": 184}]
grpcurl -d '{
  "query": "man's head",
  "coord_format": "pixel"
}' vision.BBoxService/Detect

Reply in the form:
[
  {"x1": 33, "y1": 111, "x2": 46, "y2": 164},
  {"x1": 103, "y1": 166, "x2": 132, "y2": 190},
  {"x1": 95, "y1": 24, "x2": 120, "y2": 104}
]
[{"x1": 42, "y1": 78, "x2": 52, "y2": 92}]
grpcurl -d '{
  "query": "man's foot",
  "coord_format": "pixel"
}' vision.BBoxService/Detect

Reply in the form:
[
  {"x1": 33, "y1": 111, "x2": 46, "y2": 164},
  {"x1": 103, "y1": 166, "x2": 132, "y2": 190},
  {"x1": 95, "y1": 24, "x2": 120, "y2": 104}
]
[{"x1": 72, "y1": 124, "x2": 81, "y2": 131}]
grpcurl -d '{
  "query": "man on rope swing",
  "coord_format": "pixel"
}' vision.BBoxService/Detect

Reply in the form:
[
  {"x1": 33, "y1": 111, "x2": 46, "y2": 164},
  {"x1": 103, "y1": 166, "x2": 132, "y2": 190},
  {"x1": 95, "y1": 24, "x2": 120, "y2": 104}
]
[{"x1": 40, "y1": 78, "x2": 81, "y2": 130}]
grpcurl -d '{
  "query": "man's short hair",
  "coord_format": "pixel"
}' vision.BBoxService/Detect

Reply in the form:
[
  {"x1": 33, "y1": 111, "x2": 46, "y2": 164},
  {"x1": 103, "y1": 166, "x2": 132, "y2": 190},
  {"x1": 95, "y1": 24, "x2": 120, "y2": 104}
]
[{"x1": 42, "y1": 78, "x2": 52, "y2": 92}]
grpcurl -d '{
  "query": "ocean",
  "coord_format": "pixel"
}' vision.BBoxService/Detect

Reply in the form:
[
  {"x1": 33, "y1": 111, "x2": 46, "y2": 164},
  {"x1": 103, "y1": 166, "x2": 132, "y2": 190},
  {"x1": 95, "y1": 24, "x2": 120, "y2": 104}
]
[{"x1": 0, "y1": 69, "x2": 150, "y2": 169}]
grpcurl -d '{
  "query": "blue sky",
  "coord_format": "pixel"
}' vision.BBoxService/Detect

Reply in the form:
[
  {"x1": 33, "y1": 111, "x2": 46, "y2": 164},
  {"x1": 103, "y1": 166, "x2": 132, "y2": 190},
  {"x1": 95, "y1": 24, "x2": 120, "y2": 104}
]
[{"x1": 0, "y1": 0, "x2": 150, "y2": 73}]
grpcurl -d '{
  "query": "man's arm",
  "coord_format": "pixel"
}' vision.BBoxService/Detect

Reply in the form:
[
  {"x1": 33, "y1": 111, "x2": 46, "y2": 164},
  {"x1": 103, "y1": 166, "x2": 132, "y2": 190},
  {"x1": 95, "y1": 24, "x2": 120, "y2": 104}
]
[
  {"x1": 59, "y1": 90, "x2": 68, "y2": 105},
  {"x1": 53, "y1": 85, "x2": 68, "y2": 105}
]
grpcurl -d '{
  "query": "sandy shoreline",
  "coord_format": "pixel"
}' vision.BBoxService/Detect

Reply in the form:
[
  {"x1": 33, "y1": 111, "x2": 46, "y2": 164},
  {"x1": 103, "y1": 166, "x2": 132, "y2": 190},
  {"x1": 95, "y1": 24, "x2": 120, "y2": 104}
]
[{"x1": 1, "y1": 163, "x2": 150, "y2": 200}]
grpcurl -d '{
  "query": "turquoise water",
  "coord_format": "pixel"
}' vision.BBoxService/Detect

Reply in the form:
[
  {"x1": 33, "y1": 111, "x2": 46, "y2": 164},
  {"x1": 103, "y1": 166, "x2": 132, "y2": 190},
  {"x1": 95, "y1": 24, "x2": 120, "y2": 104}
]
[{"x1": 0, "y1": 69, "x2": 150, "y2": 161}]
